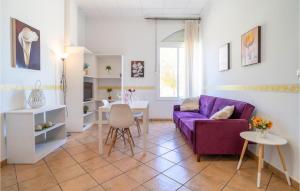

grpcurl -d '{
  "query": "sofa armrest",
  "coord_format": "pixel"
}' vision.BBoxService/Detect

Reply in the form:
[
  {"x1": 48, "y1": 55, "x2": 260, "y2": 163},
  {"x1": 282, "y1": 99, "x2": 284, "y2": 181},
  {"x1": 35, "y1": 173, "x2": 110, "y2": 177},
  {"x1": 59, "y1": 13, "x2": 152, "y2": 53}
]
[
  {"x1": 174, "y1": 105, "x2": 180, "y2": 111},
  {"x1": 193, "y1": 119, "x2": 249, "y2": 154}
]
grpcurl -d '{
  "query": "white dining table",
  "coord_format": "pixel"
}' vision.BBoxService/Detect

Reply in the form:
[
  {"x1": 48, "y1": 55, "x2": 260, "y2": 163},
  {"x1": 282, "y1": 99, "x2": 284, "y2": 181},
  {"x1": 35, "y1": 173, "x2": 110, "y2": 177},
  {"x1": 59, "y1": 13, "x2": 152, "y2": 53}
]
[{"x1": 98, "y1": 100, "x2": 149, "y2": 155}]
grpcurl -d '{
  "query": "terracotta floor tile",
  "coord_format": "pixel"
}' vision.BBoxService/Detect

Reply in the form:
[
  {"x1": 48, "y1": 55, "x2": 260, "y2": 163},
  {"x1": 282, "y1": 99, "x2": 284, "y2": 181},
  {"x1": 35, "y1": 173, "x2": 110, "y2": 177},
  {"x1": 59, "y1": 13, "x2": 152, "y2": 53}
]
[
  {"x1": 147, "y1": 146, "x2": 171, "y2": 156},
  {"x1": 44, "y1": 149, "x2": 70, "y2": 162},
  {"x1": 163, "y1": 165, "x2": 197, "y2": 184},
  {"x1": 126, "y1": 165, "x2": 159, "y2": 184},
  {"x1": 89, "y1": 164, "x2": 122, "y2": 184},
  {"x1": 16, "y1": 163, "x2": 52, "y2": 182},
  {"x1": 132, "y1": 185, "x2": 149, "y2": 191},
  {"x1": 46, "y1": 157, "x2": 77, "y2": 172},
  {"x1": 1, "y1": 165, "x2": 17, "y2": 188},
  {"x1": 14, "y1": 160, "x2": 45, "y2": 172},
  {"x1": 102, "y1": 174, "x2": 139, "y2": 191},
  {"x1": 88, "y1": 185, "x2": 105, "y2": 191},
  {"x1": 72, "y1": 150, "x2": 98, "y2": 163},
  {"x1": 161, "y1": 151, "x2": 185, "y2": 163},
  {"x1": 159, "y1": 140, "x2": 182, "y2": 150},
  {"x1": 62, "y1": 140, "x2": 82, "y2": 149},
  {"x1": 65, "y1": 145, "x2": 89, "y2": 156},
  {"x1": 266, "y1": 174, "x2": 296, "y2": 191},
  {"x1": 103, "y1": 150, "x2": 128, "y2": 162},
  {"x1": 178, "y1": 156, "x2": 211, "y2": 173},
  {"x1": 80, "y1": 157, "x2": 109, "y2": 172},
  {"x1": 18, "y1": 174, "x2": 57, "y2": 191},
  {"x1": 112, "y1": 157, "x2": 142, "y2": 172},
  {"x1": 133, "y1": 152, "x2": 158, "y2": 163},
  {"x1": 52, "y1": 164, "x2": 85, "y2": 183},
  {"x1": 1, "y1": 184, "x2": 18, "y2": 191},
  {"x1": 44, "y1": 185, "x2": 62, "y2": 191},
  {"x1": 146, "y1": 157, "x2": 175, "y2": 172},
  {"x1": 60, "y1": 174, "x2": 97, "y2": 191},
  {"x1": 143, "y1": 174, "x2": 182, "y2": 191}
]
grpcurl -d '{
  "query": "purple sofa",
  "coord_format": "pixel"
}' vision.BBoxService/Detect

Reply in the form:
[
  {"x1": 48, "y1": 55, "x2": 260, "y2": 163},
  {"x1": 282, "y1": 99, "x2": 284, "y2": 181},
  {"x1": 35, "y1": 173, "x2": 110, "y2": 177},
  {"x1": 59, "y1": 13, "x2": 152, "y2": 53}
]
[{"x1": 173, "y1": 95, "x2": 255, "y2": 161}]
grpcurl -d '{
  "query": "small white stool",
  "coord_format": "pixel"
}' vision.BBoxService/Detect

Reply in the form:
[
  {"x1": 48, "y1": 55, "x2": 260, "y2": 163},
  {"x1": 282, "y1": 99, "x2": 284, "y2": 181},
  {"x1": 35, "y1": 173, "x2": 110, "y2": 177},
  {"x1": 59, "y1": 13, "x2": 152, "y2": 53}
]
[{"x1": 237, "y1": 131, "x2": 291, "y2": 188}]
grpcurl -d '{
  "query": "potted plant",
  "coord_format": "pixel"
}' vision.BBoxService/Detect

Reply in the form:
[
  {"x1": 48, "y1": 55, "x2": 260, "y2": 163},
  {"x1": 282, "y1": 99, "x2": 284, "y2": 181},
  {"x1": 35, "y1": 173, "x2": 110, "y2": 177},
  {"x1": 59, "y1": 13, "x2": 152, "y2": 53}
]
[
  {"x1": 83, "y1": 105, "x2": 89, "y2": 114},
  {"x1": 84, "y1": 63, "x2": 89, "y2": 75},
  {"x1": 105, "y1": 65, "x2": 112, "y2": 73},
  {"x1": 107, "y1": 88, "x2": 112, "y2": 100},
  {"x1": 250, "y1": 116, "x2": 272, "y2": 138}
]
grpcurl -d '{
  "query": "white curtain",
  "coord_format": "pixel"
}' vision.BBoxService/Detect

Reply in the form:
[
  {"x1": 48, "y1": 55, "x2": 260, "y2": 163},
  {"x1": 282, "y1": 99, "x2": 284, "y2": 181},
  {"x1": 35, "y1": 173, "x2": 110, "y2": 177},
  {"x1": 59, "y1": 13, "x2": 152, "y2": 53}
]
[{"x1": 184, "y1": 20, "x2": 202, "y2": 97}]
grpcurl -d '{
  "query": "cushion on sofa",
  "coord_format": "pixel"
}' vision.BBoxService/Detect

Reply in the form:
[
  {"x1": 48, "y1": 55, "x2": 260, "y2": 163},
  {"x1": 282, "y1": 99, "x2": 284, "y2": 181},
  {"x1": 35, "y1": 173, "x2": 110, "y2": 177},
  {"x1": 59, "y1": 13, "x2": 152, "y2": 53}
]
[
  {"x1": 180, "y1": 97, "x2": 199, "y2": 111},
  {"x1": 199, "y1": 95, "x2": 217, "y2": 117},
  {"x1": 210, "y1": 105, "x2": 234, "y2": 119},
  {"x1": 210, "y1": 98, "x2": 247, "y2": 119}
]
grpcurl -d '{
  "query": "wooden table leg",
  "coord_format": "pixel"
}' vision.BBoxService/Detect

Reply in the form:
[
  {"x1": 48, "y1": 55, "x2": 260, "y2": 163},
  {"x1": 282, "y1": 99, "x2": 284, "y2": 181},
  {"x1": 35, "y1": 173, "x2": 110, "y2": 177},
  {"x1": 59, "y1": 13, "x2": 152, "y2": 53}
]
[
  {"x1": 257, "y1": 144, "x2": 264, "y2": 188},
  {"x1": 142, "y1": 107, "x2": 149, "y2": 154},
  {"x1": 276, "y1": 146, "x2": 291, "y2": 186},
  {"x1": 262, "y1": 145, "x2": 264, "y2": 168},
  {"x1": 237, "y1": 140, "x2": 248, "y2": 170},
  {"x1": 98, "y1": 109, "x2": 103, "y2": 154}
]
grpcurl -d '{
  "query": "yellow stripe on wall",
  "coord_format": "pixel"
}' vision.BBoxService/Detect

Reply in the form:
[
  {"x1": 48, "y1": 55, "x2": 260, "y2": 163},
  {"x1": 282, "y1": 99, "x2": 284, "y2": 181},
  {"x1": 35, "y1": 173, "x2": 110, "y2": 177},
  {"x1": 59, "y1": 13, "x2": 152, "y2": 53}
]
[
  {"x1": 98, "y1": 86, "x2": 155, "y2": 90},
  {"x1": 0, "y1": 85, "x2": 62, "y2": 91},
  {"x1": 215, "y1": 84, "x2": 300, "y2": 94}
]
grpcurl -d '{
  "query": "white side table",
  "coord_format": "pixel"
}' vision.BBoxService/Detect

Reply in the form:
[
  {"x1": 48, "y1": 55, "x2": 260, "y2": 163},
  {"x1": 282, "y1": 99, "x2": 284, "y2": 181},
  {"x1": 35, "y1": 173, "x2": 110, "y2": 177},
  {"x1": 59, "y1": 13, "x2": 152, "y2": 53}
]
[{"x1": 237, "y1": 131, "x2": 291, "y2": 188}]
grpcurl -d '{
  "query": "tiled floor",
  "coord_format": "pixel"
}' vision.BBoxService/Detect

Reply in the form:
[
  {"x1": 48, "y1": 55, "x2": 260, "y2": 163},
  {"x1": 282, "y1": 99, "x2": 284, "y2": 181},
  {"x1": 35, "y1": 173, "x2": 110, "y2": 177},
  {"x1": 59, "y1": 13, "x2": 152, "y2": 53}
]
[{"x1": 1, "y1": 121, "x2": 296, "y2": 191}]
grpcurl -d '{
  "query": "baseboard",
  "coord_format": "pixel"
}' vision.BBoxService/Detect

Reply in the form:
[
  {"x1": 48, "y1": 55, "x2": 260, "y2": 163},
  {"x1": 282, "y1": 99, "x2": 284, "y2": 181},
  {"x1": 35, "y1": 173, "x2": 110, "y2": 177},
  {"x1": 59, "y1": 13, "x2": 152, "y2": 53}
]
[
  {"x1": 246, "y1": 150, "x2": 299, "y2": 190},
  {"x1": 150, "y1": 118, "x2": 173, "y2": 121},
  {"x1": 1, "y1": 159, "x2": 7, "y2": 167}
]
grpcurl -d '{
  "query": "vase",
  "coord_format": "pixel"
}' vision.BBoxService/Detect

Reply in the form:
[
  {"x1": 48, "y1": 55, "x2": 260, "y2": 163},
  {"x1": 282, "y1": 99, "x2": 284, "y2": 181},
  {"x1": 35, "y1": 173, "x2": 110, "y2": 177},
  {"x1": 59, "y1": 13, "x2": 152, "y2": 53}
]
[
  {"x1": 28, "y1": 80, "x2": 46, "y2": 108},
  {"x1": 256, "y1": 129, "x2": 268, "y2": 138}
]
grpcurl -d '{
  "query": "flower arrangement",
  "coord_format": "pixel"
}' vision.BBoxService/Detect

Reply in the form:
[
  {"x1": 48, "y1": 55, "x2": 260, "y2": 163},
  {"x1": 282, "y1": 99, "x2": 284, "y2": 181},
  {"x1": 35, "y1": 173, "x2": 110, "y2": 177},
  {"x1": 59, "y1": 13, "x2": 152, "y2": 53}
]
[
  {"x1": 107, "y1": 88, "x2": 112, "y2": 100},
  {"x1": 250, "y1": 116, "x2": 272, "y2": 137},
  {"x1": 84, "y1": 63, "x2": 89, "y2": 75},
  {"x1": 105, "y1": 65, "x2": 112, "y2": 73}
]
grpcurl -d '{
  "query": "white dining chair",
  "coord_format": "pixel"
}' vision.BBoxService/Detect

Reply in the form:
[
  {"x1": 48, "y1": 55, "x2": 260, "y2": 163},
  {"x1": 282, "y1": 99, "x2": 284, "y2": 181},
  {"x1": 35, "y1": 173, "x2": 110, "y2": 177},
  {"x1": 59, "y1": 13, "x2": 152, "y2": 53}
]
[{"x1": 107, "y1": 104, "x2": 135, "y2": 156}]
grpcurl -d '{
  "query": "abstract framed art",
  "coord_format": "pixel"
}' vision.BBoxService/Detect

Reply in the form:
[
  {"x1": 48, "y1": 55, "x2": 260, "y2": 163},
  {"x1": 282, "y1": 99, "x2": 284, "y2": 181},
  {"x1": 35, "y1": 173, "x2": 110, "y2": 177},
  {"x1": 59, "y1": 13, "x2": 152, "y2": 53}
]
[
  {"x1": 219, "y1": 43, "x2": 230, "y2": 71},
  {"x1": 11, "y1": 18, "x2": 41, "y2": 70},
  {"x1": 241, "y1": 26, "x2": 261, "y2": 66}
]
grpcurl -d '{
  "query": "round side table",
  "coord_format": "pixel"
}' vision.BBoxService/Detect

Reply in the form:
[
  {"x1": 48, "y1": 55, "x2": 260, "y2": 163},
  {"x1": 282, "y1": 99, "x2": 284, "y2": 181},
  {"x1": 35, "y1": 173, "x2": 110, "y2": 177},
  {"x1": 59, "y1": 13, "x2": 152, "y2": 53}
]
[{"x1": 237, "y1": 131, "x2": 291, "y2": 188}]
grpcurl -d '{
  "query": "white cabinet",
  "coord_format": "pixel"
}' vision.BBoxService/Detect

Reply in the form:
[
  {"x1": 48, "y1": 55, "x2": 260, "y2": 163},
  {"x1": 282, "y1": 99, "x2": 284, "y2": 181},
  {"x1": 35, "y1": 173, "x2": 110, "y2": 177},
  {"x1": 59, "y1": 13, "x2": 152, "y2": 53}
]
[{"x1": 5, "y1": 105, "x2": 66, "y2": 164}]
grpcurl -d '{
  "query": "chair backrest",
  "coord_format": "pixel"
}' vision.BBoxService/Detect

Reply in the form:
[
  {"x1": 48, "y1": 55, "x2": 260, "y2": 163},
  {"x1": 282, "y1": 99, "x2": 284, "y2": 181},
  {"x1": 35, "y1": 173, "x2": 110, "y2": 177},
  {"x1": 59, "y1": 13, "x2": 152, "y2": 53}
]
[
  {"x1": 109, "y1": 104, "x2": 134, "y2": 128},
  {"x1": 102, "y1": 100, "x2": 110, "y2": 107}
]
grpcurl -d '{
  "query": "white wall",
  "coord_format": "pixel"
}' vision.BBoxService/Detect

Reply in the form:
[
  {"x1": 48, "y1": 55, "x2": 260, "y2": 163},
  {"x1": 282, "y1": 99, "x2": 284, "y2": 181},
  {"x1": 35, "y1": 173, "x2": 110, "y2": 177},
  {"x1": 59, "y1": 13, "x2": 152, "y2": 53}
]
[
  {"x1": 0, "y1": 0, "x2": 65, "y2": 161},
  {"x1": 86, "y1": 18, "x2": 183, "y2": 119},
  {"x1": 201, "y1": 0, "x2": 299, "y2": 181},
  {"x1": 65, "y1": 0, "x2": 86, "y2": 46}
]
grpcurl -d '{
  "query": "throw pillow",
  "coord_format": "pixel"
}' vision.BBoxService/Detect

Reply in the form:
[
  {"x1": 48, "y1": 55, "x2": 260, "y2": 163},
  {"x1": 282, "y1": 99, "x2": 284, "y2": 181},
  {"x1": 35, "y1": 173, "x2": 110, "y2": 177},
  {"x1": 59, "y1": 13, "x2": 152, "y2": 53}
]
[
  {"x1": 180, "y1": 97, "x2": 199, "y2": 111},
  {"x1": 210, "y1": 105, "x2": 235, "y2": 119}
]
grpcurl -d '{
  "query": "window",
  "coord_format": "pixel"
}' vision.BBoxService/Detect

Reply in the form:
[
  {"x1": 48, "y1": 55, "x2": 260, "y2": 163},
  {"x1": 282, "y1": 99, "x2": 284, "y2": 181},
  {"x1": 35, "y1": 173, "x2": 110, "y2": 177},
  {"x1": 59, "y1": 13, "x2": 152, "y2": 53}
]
[{"x1": 159, "y1": 45, "x2": 185, "y2": 98}]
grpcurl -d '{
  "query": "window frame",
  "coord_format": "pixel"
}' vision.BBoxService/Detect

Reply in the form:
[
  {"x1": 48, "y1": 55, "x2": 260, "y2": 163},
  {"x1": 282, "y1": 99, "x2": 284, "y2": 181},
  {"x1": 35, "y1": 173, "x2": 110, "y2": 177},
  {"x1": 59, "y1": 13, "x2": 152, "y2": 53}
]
[{"x1": 157, "y1": 42, "x2": 184, "y2": 100}]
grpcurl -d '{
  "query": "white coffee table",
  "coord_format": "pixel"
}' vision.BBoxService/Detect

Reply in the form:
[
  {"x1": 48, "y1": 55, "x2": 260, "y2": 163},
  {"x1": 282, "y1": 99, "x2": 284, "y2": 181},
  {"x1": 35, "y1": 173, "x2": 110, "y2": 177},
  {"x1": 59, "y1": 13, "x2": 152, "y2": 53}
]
[{"x1": 237, "y1": 131, "x2": 291, "y2": 188}]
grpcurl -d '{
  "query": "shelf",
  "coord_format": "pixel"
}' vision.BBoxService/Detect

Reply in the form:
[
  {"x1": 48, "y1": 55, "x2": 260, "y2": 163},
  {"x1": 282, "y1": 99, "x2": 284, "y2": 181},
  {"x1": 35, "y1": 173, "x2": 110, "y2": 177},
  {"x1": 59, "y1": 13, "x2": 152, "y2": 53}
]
[
  {"x1": 84, "y1": 75, "x2": 95, "y2": 78},
  {"x1": 83, "y1": 100, "x2": 94, "y2": 104},
  {"x1": 83, "y1": 111, "x2": 94, "y2": 117},
  {"x1": 6, "y1": 105, "x2": 66, "y2": 115},
  {"x1": 96, "y1": 75, "x2": 121, "y2": 79},
  {"x1": 34, "y1": 123, "x2": 65, "y2": 137},
  {"x1": 35, "y1": 139, "x2": 66, "y2": 160},
  {"x1": 83, "y1": 123, "x2": 94, "y2": 131}
]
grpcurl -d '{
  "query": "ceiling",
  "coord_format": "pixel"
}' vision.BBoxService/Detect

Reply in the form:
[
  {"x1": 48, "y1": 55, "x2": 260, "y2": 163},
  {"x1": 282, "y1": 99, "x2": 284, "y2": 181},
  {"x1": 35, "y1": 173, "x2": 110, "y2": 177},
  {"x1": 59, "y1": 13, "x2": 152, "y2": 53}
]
[{"x1": 75, "y1": 0, "x2": 209, "y2": 19}]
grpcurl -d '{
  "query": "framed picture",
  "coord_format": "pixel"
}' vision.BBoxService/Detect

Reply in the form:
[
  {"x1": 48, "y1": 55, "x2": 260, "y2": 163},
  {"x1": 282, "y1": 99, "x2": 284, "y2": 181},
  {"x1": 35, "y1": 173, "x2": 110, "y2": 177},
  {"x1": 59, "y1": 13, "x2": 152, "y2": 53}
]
[
  {"x1": 241, "y1": 26, "x2": 261, "y2": 66},
  {"x1": 131, "y1": 61, "x2": 144, "y2": 78},
  {"x1": 11, "y1": 18, "x2": 40, "y2": 70},
  {"x1": 219, "y1": 43, "x2": 230, "y2": 71}
]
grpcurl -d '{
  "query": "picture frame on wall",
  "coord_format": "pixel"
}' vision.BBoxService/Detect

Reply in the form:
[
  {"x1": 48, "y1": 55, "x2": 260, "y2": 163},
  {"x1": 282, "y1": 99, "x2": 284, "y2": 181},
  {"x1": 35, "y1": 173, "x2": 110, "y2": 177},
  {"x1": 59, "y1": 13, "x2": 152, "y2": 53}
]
[
  {"x1": 131, "y1": 61, "x2": 144, "y2": 78},
  {"x1": 11, "y1": 18, "x2": 41, "y2": 70},
  {"x1": 241, "y1": 26, "x2": 261, "y2": 66},
  {"x1": 219, "y1": 43, "x2": 230, "y2": 72}
]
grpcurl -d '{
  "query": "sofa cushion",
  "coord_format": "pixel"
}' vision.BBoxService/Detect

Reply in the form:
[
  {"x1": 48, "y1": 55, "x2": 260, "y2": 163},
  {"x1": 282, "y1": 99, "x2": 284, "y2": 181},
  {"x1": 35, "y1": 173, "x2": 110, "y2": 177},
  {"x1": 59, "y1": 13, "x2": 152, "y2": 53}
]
[
  {"x1": 173, "y1": 111, "x2": 206, "y2": 124},
  {"x1": 211, "y1": 98, "x2": 247, "y2": 119},
  {"x1": 179, "y1": 118, "x2": 198, "y2": 147},
  {"x1": 210, "y1": 105, "x2": 235, "y2": 120},
  {"x1": 199, "y1": 95, "x2": 217, "y2": 117},
  {"x1": 180, "y1": 97, "x2": 199, "y2": 111}
]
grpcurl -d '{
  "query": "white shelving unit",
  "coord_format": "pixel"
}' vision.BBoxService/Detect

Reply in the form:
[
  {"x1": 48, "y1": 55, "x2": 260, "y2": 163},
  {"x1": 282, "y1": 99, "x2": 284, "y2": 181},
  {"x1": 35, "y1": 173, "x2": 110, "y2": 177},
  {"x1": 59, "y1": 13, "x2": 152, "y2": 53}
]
[
  {"x1": 65, "y1": 47, "x2": 123, "y2": 129},
  {"x1": 5, "y1": 105, "x2": 66, "y2": 164}
]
